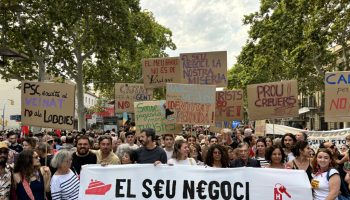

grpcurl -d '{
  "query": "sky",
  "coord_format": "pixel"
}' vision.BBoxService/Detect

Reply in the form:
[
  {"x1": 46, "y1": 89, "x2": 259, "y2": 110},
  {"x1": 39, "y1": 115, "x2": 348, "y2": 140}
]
[{"x1": 140, "y1": 0, "x2": 260, "y2": 69}]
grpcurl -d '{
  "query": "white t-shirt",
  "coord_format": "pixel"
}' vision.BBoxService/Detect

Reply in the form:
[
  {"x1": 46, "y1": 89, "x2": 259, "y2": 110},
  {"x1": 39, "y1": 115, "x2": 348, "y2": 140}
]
[
  {"x1": 167, "y1": 158, "x2": 197, "y2": 166},
  {"x1": 51, "y1": 169, "x2": 80, "y2": 200},
  {"x1": 287, "y1": 152, "x2": 295, "y2": 162},
  {"x1": 163, "y1": 148, "x2": 173, "y2": 161},
  {"x1": 311, "y1": 168, "x2": 339, "y2": 200}
]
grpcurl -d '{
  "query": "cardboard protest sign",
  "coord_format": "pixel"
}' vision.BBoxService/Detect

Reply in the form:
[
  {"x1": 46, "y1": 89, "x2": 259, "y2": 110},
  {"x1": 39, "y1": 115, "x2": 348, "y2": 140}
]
[
  {"x1": 166, "y1": 83, "x2": 216, "y2": 125},
  {"x1": 21, "y1": 81, "x2": 75, "y2": 130},
  {"x1": 215, "y1": 90, "x2": 243, "y2": 121},
  {"x1": 254, "y1": 120, "x2": 266, "y2": 136},
  {"x1": 134, "y1": 100, "x2": 182, "y2": 135},
  {"x1": 247, "y1": 80, "x2": 299, "y2": 120},
  {"x1": 142, "y1": 57, "x2": 182, "y2": 88},
  {"x1": 115, "y1": 83, "x2": 153, "y2": 113},
  {"x1": 325, "y1": 71, "x2": 350, "y2": 122},
  {"x1": 180, "y1": 51, "x2": 227, "y2": 87}
]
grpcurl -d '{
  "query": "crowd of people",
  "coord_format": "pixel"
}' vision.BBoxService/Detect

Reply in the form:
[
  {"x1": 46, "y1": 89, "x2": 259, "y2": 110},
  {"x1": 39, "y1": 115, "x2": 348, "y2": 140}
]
[{"x1": 0, "y1": 124, "x2": 349, "y2": 200}]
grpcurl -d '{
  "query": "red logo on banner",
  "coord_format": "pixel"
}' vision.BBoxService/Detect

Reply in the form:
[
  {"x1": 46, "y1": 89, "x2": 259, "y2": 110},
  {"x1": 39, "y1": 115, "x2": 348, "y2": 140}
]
[
  {"x1": 85, "y1": 179, "x2": 112, "y2": 195},
  {"x1": 274, "y1": 183, "x2": 291, "y2": 200}
]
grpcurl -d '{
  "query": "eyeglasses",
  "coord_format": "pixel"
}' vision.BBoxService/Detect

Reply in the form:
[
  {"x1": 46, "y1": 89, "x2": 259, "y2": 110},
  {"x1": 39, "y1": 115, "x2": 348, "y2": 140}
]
[{"x1": 213, "y1": 151, "x2": 221, "y2": 155}]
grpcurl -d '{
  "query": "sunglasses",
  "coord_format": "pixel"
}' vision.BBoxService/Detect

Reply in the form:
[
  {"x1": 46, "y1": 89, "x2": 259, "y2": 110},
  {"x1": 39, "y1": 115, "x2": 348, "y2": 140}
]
[{"x1": 0, "y1": 150, "x2": 9, "y2": 155}]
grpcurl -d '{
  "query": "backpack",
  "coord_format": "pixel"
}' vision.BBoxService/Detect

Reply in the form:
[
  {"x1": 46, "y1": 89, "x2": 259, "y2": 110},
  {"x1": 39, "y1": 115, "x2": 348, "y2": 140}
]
[{"x1": 327, "y1": 168, "x2": 350, "y2": 200}]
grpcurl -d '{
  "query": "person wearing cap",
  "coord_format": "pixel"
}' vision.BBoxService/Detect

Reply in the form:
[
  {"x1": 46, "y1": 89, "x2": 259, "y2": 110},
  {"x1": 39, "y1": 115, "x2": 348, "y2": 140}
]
[
  {"x1": 0, "y1": 142, "x2": 12, "y2": 199},
  {"x1": 116, "y1": 131, "x2": 138, "y2": 159}
]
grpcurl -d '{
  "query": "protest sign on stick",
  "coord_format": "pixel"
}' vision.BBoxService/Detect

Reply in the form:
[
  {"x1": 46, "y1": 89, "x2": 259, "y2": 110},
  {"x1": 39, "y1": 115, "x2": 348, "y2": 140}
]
[
  {"x1": 180, "y1": 51, "x2": 227, "y2": 87},
  {"x1": 142, "y1": 57, "x2": 182, "y2": 88},
  {"x1": 115, "y1": 83, "x2": 153, "y2": 113},
  {"x1": 21, "y1": 81, "x2": 75, "y2": 130},
  {"x1": 247, "y1": 80, "x2": 299, "y2": 120},
  {"x1": 134, "y1": 100, "x2": 182, "y2": 135},
  {"x1": 325, "y1": 71, "x2": 350, "y2": 122},
  {"x1": 166, "y1": 83, "x2": 216, "y2": 125}
]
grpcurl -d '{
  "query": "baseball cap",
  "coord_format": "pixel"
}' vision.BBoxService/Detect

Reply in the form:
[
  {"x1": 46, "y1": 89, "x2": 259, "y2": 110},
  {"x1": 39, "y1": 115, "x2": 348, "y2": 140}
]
[{"x1": 0, "y1": 142, "x2": 9, "y2": 149}]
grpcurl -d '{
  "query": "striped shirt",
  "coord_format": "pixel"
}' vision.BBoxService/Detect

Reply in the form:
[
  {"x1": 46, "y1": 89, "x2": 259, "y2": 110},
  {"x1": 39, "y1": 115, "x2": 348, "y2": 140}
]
[{"x1": 50, "y1": 169, "x2": 79, "y2": 200}]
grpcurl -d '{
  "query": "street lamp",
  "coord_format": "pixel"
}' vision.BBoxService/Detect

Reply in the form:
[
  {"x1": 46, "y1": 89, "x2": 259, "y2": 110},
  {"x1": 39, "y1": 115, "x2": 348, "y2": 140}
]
[{"x1": 2, "y1": 99, "x2": 13, "y2": 130}]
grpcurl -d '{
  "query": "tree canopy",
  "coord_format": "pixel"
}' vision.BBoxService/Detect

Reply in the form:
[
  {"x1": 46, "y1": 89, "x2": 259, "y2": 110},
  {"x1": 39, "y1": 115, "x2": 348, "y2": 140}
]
[
  {"x1": 0, "y1": 0, "x2": 176, "y2": 129},
  {"x1": 229, "y1": 0, "x2": 349, "y2": 94}
]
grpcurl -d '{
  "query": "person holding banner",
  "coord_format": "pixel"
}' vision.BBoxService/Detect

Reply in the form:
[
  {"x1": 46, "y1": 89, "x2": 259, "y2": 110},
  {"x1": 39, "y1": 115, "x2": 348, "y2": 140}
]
[
  {"x1": 50, "y1": 150, "x2": 79, "y2": 200},
  {"x1": 135, "y1": 128, "x2": 167, "y2": 164},
  {"x1": 230, "y1": 143, "x2": 260, "y2": 168},
  {"x1": 255, "y1": 138, "x2": 268, "y2": 167},
  {"x1": 168, "y1": 140, "x2": 197, "y2": 166},
  {"x1": 311, "y1": 148, "x2": 340, "y2": 200},
  {"x1": 13, "y1": 150, "x2": 51, "y2": 200},
  {"x1": 265, "y1": 145, "x2": 286, "y2": 169},
  {"x1": 205, "y1": 144, "x2": 229, "y2": 168},
  {"x1": 286, "y1": 141, "x2": 313, "y2": 181}
]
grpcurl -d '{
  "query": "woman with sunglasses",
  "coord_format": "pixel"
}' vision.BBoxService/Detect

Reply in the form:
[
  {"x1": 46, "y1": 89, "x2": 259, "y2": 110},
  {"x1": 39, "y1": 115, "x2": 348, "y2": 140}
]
[
  {"x1": 13, "y1": 150, "x2": 51, "y2": 200},
  {"x1": 311, "y1": 148, "x2": 340, "y2": 200}
]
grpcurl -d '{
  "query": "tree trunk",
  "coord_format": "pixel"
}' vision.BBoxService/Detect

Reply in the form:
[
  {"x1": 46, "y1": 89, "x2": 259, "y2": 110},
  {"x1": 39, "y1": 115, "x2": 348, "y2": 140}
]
[
  {"x1": 37, "y1": 59, "x2": 46, "y2": 82},
  {"x1": 75, "y1": 58, "x2": 86, "y2": 130},
  {"x1": 341, "y1": 41, "x2": 349, "y2": 71}
]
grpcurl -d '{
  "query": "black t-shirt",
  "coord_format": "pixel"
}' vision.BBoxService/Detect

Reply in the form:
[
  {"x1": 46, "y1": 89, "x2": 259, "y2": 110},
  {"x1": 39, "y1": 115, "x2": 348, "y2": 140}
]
[
  {"x1": 9, "y1": 144, "x2": 23, "y2": 153},
  {"x1": 72, "y1": 151, "x2": 97, "y2": 174},
  {"x1": 135, "y1": 146, "x2": 167, "y2": 164}
]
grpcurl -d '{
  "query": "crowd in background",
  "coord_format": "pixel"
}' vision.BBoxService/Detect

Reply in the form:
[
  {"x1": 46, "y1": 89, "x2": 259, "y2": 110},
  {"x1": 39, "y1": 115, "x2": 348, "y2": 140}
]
[{"x1": 0, "y1": 123, "x2": 349, "y2": 200}]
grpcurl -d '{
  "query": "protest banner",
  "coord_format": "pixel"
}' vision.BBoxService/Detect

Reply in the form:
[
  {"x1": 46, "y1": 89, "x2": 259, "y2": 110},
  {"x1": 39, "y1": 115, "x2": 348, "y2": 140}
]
[
  {"x1": 166, "y1": 83, "x2": 216, "y2": 125},
  {"x1": 325, "y1": 71, "x2": 350, "y2": 122},
  {"x1": 180, "y1": 51, "x2": 227, "y2": 87},
  {"x1": 142, "y1": 57, "x2": 182, "y2": 88},
  {"x1": 255, "y1": 120, "x2": 266, "y2": 137},
  {"x1": 115, "y1": 83, "x2": 153, "y2": 113},
  {"x1": 21, "y1": 81, "x2": 75, "y2": 130},
  {"x1": 211, "y1": 121, "x2": 232, "y2": 133},
  {"x1": 79, "y1": 164, "x2": 312, "y2": 200},
  {"x1": 134, "y1": 100, "x2": 182, "y2": 135},
  {"x1": 247, "y1": 80, "x2": 299, "y2": 120},
  {"x1": 215, "y1": 90, "x2": 243, "y2": 121}
]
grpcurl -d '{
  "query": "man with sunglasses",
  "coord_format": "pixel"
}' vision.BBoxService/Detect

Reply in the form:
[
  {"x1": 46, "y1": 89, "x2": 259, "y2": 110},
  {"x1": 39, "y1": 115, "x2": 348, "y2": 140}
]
[{"x1": 0, "y1": 142, "x2": 12, "y2": 199}]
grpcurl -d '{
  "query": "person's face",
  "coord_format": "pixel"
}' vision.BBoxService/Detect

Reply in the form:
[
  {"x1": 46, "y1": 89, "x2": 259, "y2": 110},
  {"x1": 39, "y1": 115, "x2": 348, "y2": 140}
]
[
  {"x1": 346, "y1": 137, "x2": 350, "y2": 146},
  {"x1": 212, "y1": 148, "x2": 222, "y2": 161},
  {"x1": 209, "y1": 138, "x2": 218, "y2": 146},
  {"x1": 139, "y1": 132, "x2": 150, "y2": 146},
  {"x1": 8, "y1": 135, "x2": 17, "y2": 144},
  {"x1": 121, "y1": 153, "x2": 132, "y2": 164},
  {"x1": 266, "y1": 138, "x2": 272, "y2": 147},
  {"x1": 251, "y1": 136, "x2": 257, "y2": 145},
  {"x1": 126, "y1": 135, "x2": 134, "y2": 144},
  {"x1": 187, "y1": 137, "x2": 196, "y2": 146},
  {"x1": 340, "y1": 145, "x2": 348, "y2": 153},
  {"x1": 295, "y1": 133, "x2": 305, "y2": 141},
  {"x1": 228, "y1": 149, "x2": 236, "y2": 160},
  {"x1": 239, "y1": 145, "x2": 249, "y2": 160},
  {"x1": 317, "y1": 152, "x2": 331, "y2": 169},
  {"x1": 0, "y1": 148, "x2": 9, "y2": 166},
  {"x1": 77, "y1": 139, "x2": 90, "y2": 155},
  {"x1": 164, "y1": 136, "x2": 174, "y2": 148},
  {"x1": 301, "y1": 145, "x2": 311, "y2": 157},
  {"x1": 256, "y1": 142, "x2": 266, "y2": 155},
  {"x1": 23, "y1": 141, "x2": 32, "y2": 150},
  {"x1": 271, "y1": 148, "x2": 283, "y2": 164},
  {"x1": 180, "y1": 143, "x2": 189, "y2": 157},
  {"x1": 283, "y1": 136, "x2": 294, "y2": 149},
  {"x1": 33, "y1": 152, "x2": 41, "y2": 167},
  {"x1": 62, "y1": 157, "x2": 72, "y2": 169},
  {"x1": 323, "y1": 142, "x2": 335, "y2": 153},
  {"x1": 100, "y1": 139, "x2": 112, "y2": 154}
]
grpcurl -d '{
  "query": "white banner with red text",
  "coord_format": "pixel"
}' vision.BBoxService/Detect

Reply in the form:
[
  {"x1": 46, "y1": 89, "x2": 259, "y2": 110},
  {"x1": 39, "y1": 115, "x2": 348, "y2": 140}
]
[{"x1": 79, "y1": 164, "x2": 312, "y2": 200}]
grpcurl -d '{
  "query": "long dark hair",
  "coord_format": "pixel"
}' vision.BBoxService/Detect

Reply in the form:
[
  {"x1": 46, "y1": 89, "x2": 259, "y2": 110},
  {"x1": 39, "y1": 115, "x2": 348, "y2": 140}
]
[
  {"x1": 14, "y1": 150, "x2": 36, "y2": 181},
  {"x1": 205, "y1": 144, "x2": 229, "y2": 168}
]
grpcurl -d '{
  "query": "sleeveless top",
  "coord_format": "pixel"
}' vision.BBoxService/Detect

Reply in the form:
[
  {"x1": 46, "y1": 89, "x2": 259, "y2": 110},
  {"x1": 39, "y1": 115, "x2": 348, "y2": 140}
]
[
  {"x1": 16, "y1": 171, "x2": 45, "y2": 200},
  {"x1": 292, "y1": 160, "x2": 313, "y2": 181}
]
